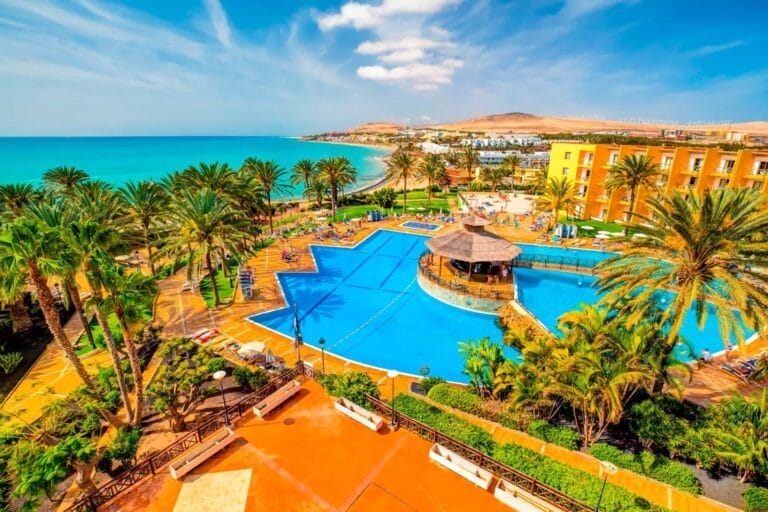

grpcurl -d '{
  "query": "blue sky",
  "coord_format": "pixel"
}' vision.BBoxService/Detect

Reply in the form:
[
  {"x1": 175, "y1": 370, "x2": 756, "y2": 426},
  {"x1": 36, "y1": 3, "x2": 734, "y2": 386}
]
[{"x1": 0, "y1": 0, "x2": 766, "y2": 135}]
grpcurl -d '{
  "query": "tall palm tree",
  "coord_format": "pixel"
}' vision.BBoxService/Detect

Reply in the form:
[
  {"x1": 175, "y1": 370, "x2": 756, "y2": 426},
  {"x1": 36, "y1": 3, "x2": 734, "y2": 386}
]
[
  {"x1": 317, "y1": 156, "x2": 358, "y2": 221},
  {"x1": 386, "y1": 151, "x2": 418, "y2": 211},
  {"x1": 596, "y1": 188, "x2": 768, "y2": 352},
  {"x1": 165, "y1": 189, "x2": 249, "y2": 307},
  {"x1": 0, "y1": 184, "x2": 39, "y2": 222},
  {"x1": 119, "y1": 181, "x2": 168, "y2": 275},
  {"x1": 42, "y1": 166, "x2": 89, "y2": 194},
  {"x1": 290, "y1": 159, "x2": 316, "y2": 193},
  {"x1": 712, "y1": 390, "x2": 768, "y2": 482},
  {"x1": 460, "y1": 146, "x2": 480, "y2": 182},
  {"x1": 419, "y1": 153, "x2": 447, "y2": 208},
  {"x1": 178, "y1": 162, "x2": 237, "y2": 196},
  {"x1": 0, "y1": 216, "x2": 95, "y2": 391},
  {"x1": 535, "y1": 176, "x2": 576, "y2": 230},
  {"x1": 90, "y1": 257, "x2": 157, "y2": 425},
  {"x1": 241, "y1": 158, "x2": 288, "y2": 234},
  {"x1": 480, "y1": 166, "x2": 511, "y2": 193},
  {"x1": 304, "y1": 176, "x2": 327, "y2": 208},
  {"x1": 605, "y1": 154, "x2": 659, "y2": 231},
  {"x1": 501, "y1": 154, "x2": 521, "y2": 191}
]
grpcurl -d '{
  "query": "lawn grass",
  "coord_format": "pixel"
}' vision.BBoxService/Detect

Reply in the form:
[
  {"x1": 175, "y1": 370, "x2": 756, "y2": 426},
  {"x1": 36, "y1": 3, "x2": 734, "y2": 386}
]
[
  {"x1": 75, "y1": 309, "x2": 152, "y2": 356},
  {"x1": 199, "y1": 262, "x2": 240, "y2": 309}
]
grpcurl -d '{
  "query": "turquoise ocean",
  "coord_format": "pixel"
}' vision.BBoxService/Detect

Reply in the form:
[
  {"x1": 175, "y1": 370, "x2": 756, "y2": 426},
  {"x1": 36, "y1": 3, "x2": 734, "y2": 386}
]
[{"x1": 0, "y1": 136, "x2": 390, "y2": 199}]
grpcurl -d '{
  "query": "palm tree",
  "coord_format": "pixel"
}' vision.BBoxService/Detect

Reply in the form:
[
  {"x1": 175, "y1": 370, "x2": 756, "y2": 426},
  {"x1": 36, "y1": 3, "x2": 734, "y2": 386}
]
[
  {"x1": 501, "y1": 154, "x2": 521, "y2": 191},
  {"x1": 0, "y1": 216, "x2": 95, "y2": 391},
  {"x1": 290, "y1": 159, "x2": 316, "y2": 193},
  {"x1": 535, "y1": 176, "x2": 576, "y2": 230},
  {"x1": 460, "y1": 146, "x2": 480, "y2": 182},
  {"x1": 42, "y1": 166, "x2": 89, "y2": 194},
  {"x1": 0, "y1": 184, "x2": 39, "y2": 222},
  {"x1": 605, "y1": 154, "x2": 659, "y2": 231},
  {"x1": 90, "y1": 257, "x2": 157, "y2": 425},
  {"x1": 165, "y1": 189, "x2": 249, "y2": 307},
  {"x1": 241, "y1": 158, "x2": 288, "y2": 234},
  {"x1": 596, "y1": 188, "x2": 768, "y2": 350},
  {"x1": 119, "y1": 181, "x2": 168, "y2": 275},
  {"x1": 419, "y1": 154, "x2": 447, "y2": 208},
  {"x1": 317, "y1": 157, "x2": 358, "y2": 221},
  {"x1": 712, "y1": 390, "x2": 768, "y2": 482},
  {"x1": 480, "y1": 166, "x2": 511, "y2": 193},
  {"x1": 304, "y1": 176, "x2": 327, "y2": 208},
  {"x1": 386, "y1": 151, "x2": 418, "y2": 211},
  {"x1": 177, "y1": 162, "x2": 237, "y2": 196}
]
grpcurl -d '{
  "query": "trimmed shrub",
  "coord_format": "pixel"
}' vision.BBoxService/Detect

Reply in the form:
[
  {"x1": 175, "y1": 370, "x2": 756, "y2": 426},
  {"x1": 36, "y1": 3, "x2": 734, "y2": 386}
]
[
  {"x1": 588, "y1": 443, "x2": 701, "y2": 495},
  {"x1": 745, "y1": 485, "x2": 768, "y2": 512},
  {"x1": 99, "y1": 427, "x2": 141, "y2": 472},
  {"x1": 393, "y1": 394, "x2": 496, "y2": 454},
  {"x1": 317, "y1": 372, "x2": 380, "y2": 409},
  {"x1": 427, "y1": 383, "x2": 481, "y2": 412},
  {"x1": 420, "y1": 376, "x2": 446, "y2": 394},
  {"x1": 232, "y1": 366, "x2": 269, "y2": 391},
  {"x1": 0, "y1": 352, "x2": 23, "y2": 374},
  {"x1": 493, "y1": 443, "x2": 659, "y2": 512},
  {"x1": 526, "y1": 420, "x2": 580, "y2": 450},
  {"x1": 206, "y1": 357, "x2": 227, "y2": 373}
]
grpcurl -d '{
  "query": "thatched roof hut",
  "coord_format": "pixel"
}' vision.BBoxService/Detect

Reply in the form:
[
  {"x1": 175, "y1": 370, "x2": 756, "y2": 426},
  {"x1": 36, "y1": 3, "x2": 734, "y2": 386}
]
[{"x1": 426, "y1": 215, "x2": 522, "y2": 263}]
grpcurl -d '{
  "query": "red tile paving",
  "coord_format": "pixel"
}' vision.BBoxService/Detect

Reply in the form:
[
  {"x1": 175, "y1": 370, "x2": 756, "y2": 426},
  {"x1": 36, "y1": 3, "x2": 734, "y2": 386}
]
[{"x1": 104, "y1": 380, "x2": 510, "y2": 512}]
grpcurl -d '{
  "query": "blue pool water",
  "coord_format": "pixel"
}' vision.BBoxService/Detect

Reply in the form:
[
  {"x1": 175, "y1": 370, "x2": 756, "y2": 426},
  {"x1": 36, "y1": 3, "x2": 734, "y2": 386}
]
[
  {"x1": 249, "y1": 230, "x2": 512, "y2": 382},
  {"x1": 515, "y1": 243, "x2": 616, "y2": 266},
  {"x1": 401, "y1": 221, "x2": 442, "y2": 231},
  {"x1": 514, "y1": 267, "x2": 755, "y2": 358}
]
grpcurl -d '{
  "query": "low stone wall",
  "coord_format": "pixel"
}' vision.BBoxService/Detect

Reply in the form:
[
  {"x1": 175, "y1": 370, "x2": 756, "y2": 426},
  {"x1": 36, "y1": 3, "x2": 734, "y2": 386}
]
[{"x1": 416, "y1": 272, "x2": 505, "y2": 313}]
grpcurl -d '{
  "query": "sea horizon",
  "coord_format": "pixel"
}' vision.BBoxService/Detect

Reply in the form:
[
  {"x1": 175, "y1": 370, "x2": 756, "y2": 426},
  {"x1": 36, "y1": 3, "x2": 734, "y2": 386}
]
[{"x1": 0, "y1": 136, "x2": 390, "y2": 200}]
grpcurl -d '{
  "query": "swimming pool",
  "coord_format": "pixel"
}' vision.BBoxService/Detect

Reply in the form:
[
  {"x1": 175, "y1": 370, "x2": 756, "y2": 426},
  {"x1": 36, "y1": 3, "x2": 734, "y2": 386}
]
[
  {"x1": 515, "y1": 243, "x2": 615, "y2": 267},
  {"x1": 514, "y1": 267, "x2": 755, "y2": 358},
  {"x1": 249, "y1": 230, "x2": 512, "y2": 382},
  {"x1": 401, "y1": 221, "x2": 442, "y2": 231}
]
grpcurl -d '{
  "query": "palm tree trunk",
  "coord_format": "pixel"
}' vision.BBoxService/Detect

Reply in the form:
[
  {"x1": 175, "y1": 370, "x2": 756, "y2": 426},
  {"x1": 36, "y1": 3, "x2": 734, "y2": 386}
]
[
  {"x1": 218, "y1": 247, "x2": 229, "y2": 278},
  {"x1": 66, "y1": 282, "x2": 96, "y2": 350},
  {"x1": 206, "y1": 251, "x2": 221, "y2": 307},
  {"x1": 427, "y1": 178, "x2": 432, "y2": 208},
  {"x1": 331, "y1": 186, "x2": 338, "y2": 220},
  {"x1": 114, "y1": 303, "x2": 144, "y2": 426},
  {"x1": 27, "y1": 261, "x2": 95, "y2": 391},
  {"x1": 625, "y1": 187, "x2": 637, "y2": 236},
  {"x1": 93, "y1": 304, "x2": 134, "y2": 421},
  {"x1": 403, "y1": 177, "x2": 408, "y2": 211},
  {"x1": 9, "y1": 298, "x2": 32, "y2": 333},
  {"x1": 145, "y1": 225, "x2": 155, "y2": 275},
  {"x1": 267, "y1": 194, "x2": 274, "y2": 234}
]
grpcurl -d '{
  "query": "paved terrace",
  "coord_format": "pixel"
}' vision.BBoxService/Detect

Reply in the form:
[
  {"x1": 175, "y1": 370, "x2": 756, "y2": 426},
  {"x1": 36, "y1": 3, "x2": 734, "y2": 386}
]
[{"x1": 103, "y1": 380, "x2": 510, "y2": 512}]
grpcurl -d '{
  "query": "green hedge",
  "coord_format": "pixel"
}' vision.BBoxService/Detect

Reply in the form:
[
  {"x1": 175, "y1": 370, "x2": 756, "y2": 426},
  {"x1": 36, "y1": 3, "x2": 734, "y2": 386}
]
[
  {"x1": 392, "y1": 394, "x2": 495, "y2": 454},
  {"x1": 493, "y1": 444, "x2": 660, "y2": 512},
  {"x1": 427, "y1": 383, "x2": 482, "y2": 412},
  {"x1": 745, "y1": 485, "x2": 768, "y2": 512},
  {"x1": 527, "y1": 420, "x2": 580, "y2": 450},
  {"x1": 396, "y1": 393, "x2": 663, "y2": 512},
  {"x1": 317, "y1": 372, "x2": 380, "y2": 409},
  {"x1": 426, "y1": 383, "x2": 519, "y2": 429},
  {"x1": 588, "y1": 443, "x2": 701, "y2": 495}
]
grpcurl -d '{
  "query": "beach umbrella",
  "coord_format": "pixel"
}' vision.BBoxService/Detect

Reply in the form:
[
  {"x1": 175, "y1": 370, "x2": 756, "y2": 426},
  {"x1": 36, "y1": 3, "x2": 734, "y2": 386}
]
[
  {"x1": 292, "y1": 303, "x2": 303, "y2": 358},
  {"x1": 595, "y1": 234, "x2": 610, "y2": 240},
  {"x1": 580, "y1": 225, "x2": 594, "y2": 231},
  {"x1": 238, "y1": 341, "x2": 265, "y2": 358}
]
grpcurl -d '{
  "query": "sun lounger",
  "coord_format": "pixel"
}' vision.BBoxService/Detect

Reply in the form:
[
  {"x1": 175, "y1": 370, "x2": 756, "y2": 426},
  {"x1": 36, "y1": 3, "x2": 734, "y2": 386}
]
[
  {"x1": 169, "y1": 428, "x2": 238, "y2": 480},
  {"x1": 429, "y1": 444, "x2": 493, "y2": 490},
  {"x1": 721, "y1": 363, "x2": 752, "y2": 382},
  {"x1": 253, "y1": 380, "x2": 301, "y2": 418}
]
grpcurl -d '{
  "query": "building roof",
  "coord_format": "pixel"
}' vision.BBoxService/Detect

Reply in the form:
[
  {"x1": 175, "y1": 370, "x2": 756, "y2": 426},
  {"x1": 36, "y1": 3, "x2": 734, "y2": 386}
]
[{"x1": 426, "y1": 216, "x2": 521, "y2": 262}]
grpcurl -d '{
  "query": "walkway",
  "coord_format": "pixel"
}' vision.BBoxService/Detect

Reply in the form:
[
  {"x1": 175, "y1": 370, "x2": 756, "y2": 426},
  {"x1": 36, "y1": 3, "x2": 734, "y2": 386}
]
[
  {"x1": 0, "y1": 311, "x2": 111, "y2": 427},
  {"x1": 103, "y1": 380, "x2": 510, "y2": 512}
]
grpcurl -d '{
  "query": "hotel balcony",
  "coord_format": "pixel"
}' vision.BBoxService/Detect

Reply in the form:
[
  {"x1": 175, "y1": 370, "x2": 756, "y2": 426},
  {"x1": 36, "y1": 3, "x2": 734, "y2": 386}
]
[
  {"x1": 595, "y1": 194, "x2": 611, "y2": 203},
  {"x1": 576, "y1": 173, "x2": 591, "y2": 183},
  {"x1": 680, "y1": 167, "x2": 702, "y2": 176},
  {"x1": 711, "y1": 167, "x2": 734, "y2": 177},
  {"x1": 655, "y1": 180, "x2": 668, "y2": 188},
  {"x1": 752, "y1": 170, "x2": 768, "y2": 180}
]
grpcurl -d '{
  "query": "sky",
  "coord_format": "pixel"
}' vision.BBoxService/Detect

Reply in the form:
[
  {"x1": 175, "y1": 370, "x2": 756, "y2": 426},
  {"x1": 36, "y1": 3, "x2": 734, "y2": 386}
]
[{"x1": 0, "y1": 0, "x2": 767, "y2": 135}]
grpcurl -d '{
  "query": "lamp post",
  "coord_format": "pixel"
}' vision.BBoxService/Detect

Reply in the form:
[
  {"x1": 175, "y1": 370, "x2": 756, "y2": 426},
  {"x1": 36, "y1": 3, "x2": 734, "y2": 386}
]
[
  {"x1": 387, "y1": 369, "x2": 399, "y2": 429},
  {"x1": 319, "y1": 337, "x2": 326, "y2": 374},
  {"x1": 595, "y1": 461, "x2": 618, "y2": 512},
  {"x1": 213, "y1": 370, "x2": 230, "y2": 427}
]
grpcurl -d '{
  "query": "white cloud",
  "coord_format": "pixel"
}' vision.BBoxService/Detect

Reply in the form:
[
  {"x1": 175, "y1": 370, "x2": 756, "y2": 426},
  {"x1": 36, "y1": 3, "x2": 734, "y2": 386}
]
[
  {"x1": 203, "y1": 0, "x2": 233, "y2": 49},
  {"x1": 378, "y1": 49, "x2": 425, "y2": 63},
  {"x1": 357, "y1": 58, "x2": 463, "y2": 86},
  {"x1": 356, "y1": 36, "x2": 454, "y2": 55},
  {"x1": 688, "y1": 40, "x2": 743, "y2": 57},
  {"x1": 561, "y1": 0, "x2": 636, "y2": 18},
  {"x1": 317, "y1": 0, "x2": 461, "y2": 31}
]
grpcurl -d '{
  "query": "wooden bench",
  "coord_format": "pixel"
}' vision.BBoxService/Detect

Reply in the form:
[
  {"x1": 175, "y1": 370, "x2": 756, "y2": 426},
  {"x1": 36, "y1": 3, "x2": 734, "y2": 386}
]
[
  {"x1": 334, "y1": 397, "x2": 384, "y2": 431},
  {"x1": 494, "y1": 479, "x2": 565, "y2": 512},
  {"x1": 169, "y1": 428, "x2": 238, "y2": 480},
  {"x1": 428, "y1": 443, "x2": 494, "y2": 490},
  {"x1": 252, "y1": 380, "x2": 301, "y2": 418}
]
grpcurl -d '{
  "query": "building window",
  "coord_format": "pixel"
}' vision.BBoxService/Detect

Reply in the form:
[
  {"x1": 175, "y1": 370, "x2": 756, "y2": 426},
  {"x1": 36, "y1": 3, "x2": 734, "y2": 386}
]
[
  {"x1": 609, "y1": 153, "x2": 618, "y2": 164},
  {"x1": 720, "y1": 159, "x2": 735, "y2": 172},
  {"x1": 562, "y1": 167, "x2": 569, "y2": 176},
  {"x1": 691, "y1": 157, "x2": 703, "y2": 171},
  {"x1": 564, "y1": 152, "x2": 571, "y2": 160},
  {"x1": 661, "y1": 156, "x2": 673, "y2": 169},
  {"x1": 752, "y1": 181, "x2": 763, "y2": 190},
  {"x1": 757, "y1": 161, "x2": 768, "y2": 175}
]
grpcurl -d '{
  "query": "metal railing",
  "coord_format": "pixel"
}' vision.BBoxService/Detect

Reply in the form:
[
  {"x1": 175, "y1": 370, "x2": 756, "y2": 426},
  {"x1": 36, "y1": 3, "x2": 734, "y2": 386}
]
[
  {"x1": 512, "y1": 253, "x2": 602, "y2": 272},
  {"x1": 66, "y1": 364, "x2": 306, "y2": 512},
  {"x1": 418, "y1": 253, "x2": 515, "y2": 301},
  {"x1": 365, "y1": 395, "x2": 592, "y2": 512}
]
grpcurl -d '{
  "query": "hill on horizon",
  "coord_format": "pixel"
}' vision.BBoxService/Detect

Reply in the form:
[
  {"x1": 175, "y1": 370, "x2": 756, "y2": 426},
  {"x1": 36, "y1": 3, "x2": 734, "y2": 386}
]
[{"x1": 349, "y1": 112, "x2": 768, "y2": 136}]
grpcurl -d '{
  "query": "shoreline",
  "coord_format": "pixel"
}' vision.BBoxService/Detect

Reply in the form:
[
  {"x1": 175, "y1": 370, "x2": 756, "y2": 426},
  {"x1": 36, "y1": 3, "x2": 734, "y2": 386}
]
[{"x1": 298, "y1": 137, "x2": 397, "y2": 152}]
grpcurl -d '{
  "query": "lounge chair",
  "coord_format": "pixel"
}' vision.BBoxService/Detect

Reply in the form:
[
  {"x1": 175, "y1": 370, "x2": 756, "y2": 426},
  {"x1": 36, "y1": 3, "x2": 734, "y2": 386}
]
[{"x1": 721, "y1": 362, "x2": 752, "y2": 382}]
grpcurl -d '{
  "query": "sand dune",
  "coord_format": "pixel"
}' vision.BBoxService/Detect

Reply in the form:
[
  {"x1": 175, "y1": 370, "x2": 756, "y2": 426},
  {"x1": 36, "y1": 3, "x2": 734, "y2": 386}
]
[{"x1": 350, "y1": 112, "x2": 768, "y2": 136}]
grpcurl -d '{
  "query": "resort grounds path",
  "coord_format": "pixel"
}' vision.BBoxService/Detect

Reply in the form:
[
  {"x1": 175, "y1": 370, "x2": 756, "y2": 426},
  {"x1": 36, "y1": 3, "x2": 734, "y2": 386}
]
[
  {"x1": 103, "y1": 380, "x2": 512, "y2": 512},
  {"x1": 0, "y1": 311, "x2": 112, "y2": 428}
]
